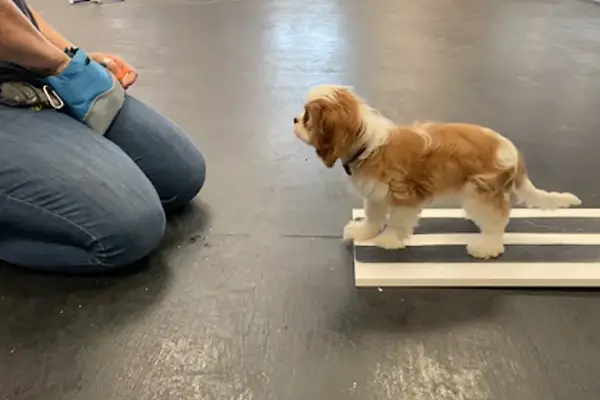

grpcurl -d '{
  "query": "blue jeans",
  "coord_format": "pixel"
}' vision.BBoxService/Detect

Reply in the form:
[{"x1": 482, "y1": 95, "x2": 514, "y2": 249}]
[{"x1": 0, "y1": 95, "x2": 206, "y2": 274}]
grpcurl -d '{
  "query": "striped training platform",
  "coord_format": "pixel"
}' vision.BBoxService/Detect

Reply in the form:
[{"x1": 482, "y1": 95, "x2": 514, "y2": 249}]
[{"x1": 352, "y1": 208, "x2": 600, "y2": 287}]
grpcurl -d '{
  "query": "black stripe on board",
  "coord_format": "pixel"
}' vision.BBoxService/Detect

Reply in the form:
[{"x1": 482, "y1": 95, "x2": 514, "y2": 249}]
[
  {"x1": 352, "y1": 218, "x2": 600, "y2": 234},
  {"x1": 355, "y1": 244, "x2": 600, "y2": 263}
]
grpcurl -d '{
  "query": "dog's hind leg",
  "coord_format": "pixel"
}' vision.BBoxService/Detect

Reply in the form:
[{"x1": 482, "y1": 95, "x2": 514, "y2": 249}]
[{"x1": 462, "y1": 189, "x2": 510, "y2": 259}]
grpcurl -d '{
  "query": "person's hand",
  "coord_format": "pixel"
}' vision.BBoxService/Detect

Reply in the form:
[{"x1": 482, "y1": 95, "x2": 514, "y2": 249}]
[
  {"x1": 89, "y1": 52, "x2": 138, "y2": 89},
  {"x1": 52, "y1": 54, "x2": 71, "y2": 75}
]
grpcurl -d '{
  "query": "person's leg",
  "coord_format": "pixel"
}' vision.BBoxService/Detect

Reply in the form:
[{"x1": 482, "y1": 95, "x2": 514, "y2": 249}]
[
  {"x1": 0, "y1": 105, "x2": 166, "y2": 273},
  {"x1": 104, "y1": 95, "x2": 206, "y2": 213}
]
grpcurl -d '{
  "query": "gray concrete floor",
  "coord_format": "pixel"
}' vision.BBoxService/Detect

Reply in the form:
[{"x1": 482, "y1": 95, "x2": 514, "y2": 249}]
[{"x1": 2, "y1": 0, "x2": 600, "y2": 399}]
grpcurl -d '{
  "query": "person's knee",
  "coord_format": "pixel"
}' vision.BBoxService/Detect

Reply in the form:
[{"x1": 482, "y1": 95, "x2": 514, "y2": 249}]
[
  {"x1": 94, "y1": 197, "x2": 167, "y2": 269},
  {"x1": 163, "y1": 148, "x2": 206, "y2": 212},
  {"x1": 107, "y1": 96, "x2": 207, "y2": 213},
  {"x1": 181, "y1": 149, "x2": 206, "y2": 201}
]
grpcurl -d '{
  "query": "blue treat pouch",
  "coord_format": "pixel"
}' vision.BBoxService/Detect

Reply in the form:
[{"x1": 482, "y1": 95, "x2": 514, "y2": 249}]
[{"x1": 46, "y1": 48, "x2": 125, "y2": 134}]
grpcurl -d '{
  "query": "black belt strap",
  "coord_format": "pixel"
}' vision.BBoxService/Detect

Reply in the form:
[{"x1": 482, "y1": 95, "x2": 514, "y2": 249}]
[{"x1": 0, "y1": 65, "x2": 63, "y2": 110}]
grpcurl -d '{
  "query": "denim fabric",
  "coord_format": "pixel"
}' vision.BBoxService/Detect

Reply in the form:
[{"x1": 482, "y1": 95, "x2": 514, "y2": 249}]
[{"x1": 0, "y1": 95, "x2": 206, "y2": 273}]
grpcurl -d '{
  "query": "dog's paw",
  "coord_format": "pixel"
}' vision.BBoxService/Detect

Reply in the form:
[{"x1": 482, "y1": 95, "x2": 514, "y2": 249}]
[
  {"x1": 371, "y1": 230, "x2": 407, "y2": 250},
  {"x1": 343, "y1": 220, "x2": 380, "y2": 241},
  {"x1": 467, "y1": 238, "x2": 505, "y2": 259}
]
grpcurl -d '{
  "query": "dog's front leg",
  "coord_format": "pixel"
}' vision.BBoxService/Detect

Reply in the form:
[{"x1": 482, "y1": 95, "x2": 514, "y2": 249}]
[
  {"x1": 370, "y1": 205, "x2": 421, "y2": 250},
  {"x1": 343, "y1": 199, "x2": 386, "y2": 241}
]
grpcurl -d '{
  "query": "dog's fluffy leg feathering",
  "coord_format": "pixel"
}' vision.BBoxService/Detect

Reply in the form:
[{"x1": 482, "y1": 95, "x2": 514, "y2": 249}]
[
  {"x1": 462, "y1": 192, "x2": 509, "y2": 259},
  {"x1": 368, "y1": 205, "x2": 421, "y2": 250},
  {"x1": 343, "y1": 199, "x2": 386, "y2": 241}
]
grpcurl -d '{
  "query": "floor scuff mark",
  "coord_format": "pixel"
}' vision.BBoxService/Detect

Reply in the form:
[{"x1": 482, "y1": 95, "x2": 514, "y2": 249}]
[{"x1": 372, "y1": 345, "x2": 488, "y2": 400}]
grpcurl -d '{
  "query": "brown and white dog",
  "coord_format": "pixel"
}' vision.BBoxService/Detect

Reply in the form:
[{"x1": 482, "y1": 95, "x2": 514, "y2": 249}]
[{"x1": 293, "y1": 84, "x2": 581, "y2": 259}]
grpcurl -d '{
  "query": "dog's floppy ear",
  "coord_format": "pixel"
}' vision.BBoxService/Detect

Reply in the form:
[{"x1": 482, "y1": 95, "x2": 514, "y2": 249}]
[{"x1": 304, "y1": 99, "x2": 344, "y2": 168}]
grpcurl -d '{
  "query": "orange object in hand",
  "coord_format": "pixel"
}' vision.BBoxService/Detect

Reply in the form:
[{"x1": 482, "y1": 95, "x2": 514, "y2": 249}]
[{"x1": 101, "y1": 56, "x2": 134, "y2": 87}]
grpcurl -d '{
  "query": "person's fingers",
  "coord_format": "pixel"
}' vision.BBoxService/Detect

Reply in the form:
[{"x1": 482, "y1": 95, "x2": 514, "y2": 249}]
[
  {"x1": 121, "y1": 71, "x2": 137, "y2": 88},
  {"x1": 101, "y1": 57, "x2": 121, "y2": 76},
  {"x1": 102, "y1": 56, "x2": 137, "y2": 88}
]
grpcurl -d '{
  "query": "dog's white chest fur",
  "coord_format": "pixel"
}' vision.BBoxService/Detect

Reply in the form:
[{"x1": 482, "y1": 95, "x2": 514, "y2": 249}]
[{"x1": 350, "y1": 175, "x2": 389, "y2": 201}]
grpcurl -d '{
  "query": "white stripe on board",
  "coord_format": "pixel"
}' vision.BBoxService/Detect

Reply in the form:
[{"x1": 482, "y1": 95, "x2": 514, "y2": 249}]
[
  {"x1": 354, "y1": 261, "x2": 600, "y2": 287},
  {"x1": 355, "y1": 233, "x2": 600, "y2": 247},
  {"x1": 352, "y1": 208, "x2": 600, "y2": 220}
]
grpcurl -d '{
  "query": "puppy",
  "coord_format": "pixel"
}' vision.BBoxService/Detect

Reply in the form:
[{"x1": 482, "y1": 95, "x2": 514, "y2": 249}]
[{"x1": 293, "y1": 84, "x2": 581, "y2": 259}]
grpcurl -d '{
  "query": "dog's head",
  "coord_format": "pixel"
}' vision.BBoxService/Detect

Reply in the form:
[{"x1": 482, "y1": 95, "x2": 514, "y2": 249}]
[{"x1": 293, "y1": 85, "x2": 364, "y2": 168}]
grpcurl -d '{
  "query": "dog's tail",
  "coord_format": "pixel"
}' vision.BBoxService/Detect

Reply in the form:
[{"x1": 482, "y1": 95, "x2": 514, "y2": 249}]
[{"x1": 511, "y1": 152, "x2": 581, "y2": 209}]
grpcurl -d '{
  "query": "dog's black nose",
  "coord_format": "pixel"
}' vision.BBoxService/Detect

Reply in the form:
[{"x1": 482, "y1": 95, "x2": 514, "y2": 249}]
[{"x1": 293, "y1": 117, "x2": 299, "y2": 124}]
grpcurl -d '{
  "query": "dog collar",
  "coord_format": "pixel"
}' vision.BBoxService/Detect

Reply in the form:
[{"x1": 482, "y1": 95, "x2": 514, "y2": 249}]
[{"x1": 342, "y1": 146, "x2": 367, "y2": 176}]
